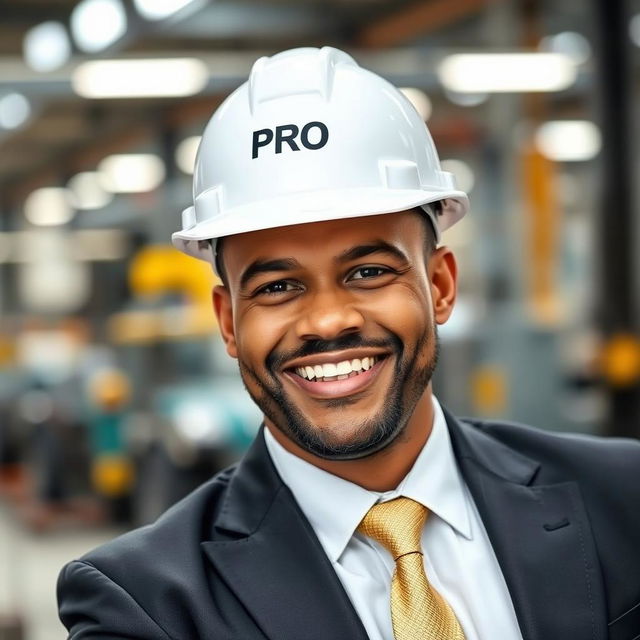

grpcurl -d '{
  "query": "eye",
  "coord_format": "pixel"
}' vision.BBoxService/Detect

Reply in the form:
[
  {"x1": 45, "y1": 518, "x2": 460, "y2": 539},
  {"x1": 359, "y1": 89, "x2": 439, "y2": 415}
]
[
  {"x1": 349, "y1": 266, "x2": 389, "y2": 280},
  {"x1": 256, "y1": 280, "x2": 300, "y2": 295}
]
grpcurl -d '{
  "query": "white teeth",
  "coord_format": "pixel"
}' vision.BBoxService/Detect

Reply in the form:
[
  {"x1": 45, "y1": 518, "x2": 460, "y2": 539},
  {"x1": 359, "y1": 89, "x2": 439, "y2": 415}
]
[
  {"x1": 294, "y1": 355, "x2": 380, "y2": 380},
  {"x1": 336, "y1": 361, "x2": 351, "y2": 375},
  {"x1": 322, "y1": 363, "x2": 338, "y2": 377}
]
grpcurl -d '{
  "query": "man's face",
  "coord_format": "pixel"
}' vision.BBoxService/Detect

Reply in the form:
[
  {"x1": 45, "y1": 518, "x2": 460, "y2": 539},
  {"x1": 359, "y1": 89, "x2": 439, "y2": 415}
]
[{"x1": 214, "y1": 211, "x2": 453, "y2": 461}]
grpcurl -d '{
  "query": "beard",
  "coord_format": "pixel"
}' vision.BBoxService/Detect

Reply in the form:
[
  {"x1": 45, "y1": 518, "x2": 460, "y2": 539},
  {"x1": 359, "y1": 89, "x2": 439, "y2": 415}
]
[{"x1": 236, "y1": 323, "x2": 440, "y2": 461}]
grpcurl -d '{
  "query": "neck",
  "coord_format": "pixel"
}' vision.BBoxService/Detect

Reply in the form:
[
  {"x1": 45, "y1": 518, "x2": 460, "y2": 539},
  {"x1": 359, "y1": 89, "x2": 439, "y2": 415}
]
[{"x1": 266, "y1": 386, "x2": 435, "y2": 492}]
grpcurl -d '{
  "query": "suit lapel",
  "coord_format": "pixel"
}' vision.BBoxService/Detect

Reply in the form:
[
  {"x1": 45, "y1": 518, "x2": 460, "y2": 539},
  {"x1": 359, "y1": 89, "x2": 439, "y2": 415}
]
[
  {"x1": 445, "y1": 409, "x2": 608, "y2": 640},
  {"x1": 201, "y1": 429, "x2": 369, "y2": 640}
]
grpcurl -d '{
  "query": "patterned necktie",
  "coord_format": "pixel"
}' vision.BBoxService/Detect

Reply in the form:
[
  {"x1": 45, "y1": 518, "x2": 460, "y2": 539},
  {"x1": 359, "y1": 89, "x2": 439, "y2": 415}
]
[{"x1": 357, "y1": 497, "x2": 466, "y2": 640}]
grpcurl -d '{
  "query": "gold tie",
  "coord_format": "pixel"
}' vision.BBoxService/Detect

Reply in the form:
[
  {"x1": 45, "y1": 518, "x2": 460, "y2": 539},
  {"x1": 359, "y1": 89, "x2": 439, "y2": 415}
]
[{"x1": 357, "y1": 497, "x2": 466, "y2": 640}]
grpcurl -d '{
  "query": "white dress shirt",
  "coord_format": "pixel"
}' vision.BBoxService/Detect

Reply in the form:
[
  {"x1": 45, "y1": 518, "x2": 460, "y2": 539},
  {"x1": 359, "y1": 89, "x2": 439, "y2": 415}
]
[{"x1": 264, "y1": 396, "x2": 524, "y2": 640}]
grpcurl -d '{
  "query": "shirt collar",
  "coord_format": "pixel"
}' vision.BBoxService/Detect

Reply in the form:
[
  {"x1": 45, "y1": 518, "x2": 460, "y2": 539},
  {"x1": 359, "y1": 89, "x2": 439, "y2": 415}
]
[{"x1": 263, "y1": 395, "x2": 472, "y2": 563}]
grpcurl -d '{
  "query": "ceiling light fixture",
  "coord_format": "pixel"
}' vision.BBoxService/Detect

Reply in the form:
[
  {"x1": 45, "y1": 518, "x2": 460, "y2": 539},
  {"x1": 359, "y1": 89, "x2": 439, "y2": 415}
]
[
  {"x1": 0, "y1": 93, "x2": 31, "y2": 129},
  {"x1": 98, "y1": 154, "x2": 166, "y2": 193},
  {"x1": 438, "y1": 53, "x2": 577, "y2": 93},
  {"x1": 133, "y1": 0, "x2": 198, "y2": 21},
  {"x1": 535, "y1": 120, "x2": 601, "y2": 162},
  {"x1": 23, "y1": 21, "x2": 71, "y2": 72},
  {"x1": 72, "y1": 58, "x2": 209, "y2": 99},
  {"x1": 24, "y1": 188, "x2": 75, "y2": 226},
  {"x1": 70, "y1": 0, "x2": 127, "y2": 53},
  {"x1": 67, "y1": 171, "x2": 114, "y2": 209},
  {"x1": 444, "y1": 89, "x2": 488, "y2": 107},
  {"x1": 539, "y1": 32, "x2": 591, "y2": 65}
]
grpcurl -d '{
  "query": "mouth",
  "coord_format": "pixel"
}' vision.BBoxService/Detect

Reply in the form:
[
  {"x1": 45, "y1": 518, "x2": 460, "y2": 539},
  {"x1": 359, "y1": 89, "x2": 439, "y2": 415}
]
[
  {"x1": 292, "y1": 355, "x2": 382, "y2": 382},
  {"x1": 282, "y1": 353, "x2": 390, "y2": 399}
]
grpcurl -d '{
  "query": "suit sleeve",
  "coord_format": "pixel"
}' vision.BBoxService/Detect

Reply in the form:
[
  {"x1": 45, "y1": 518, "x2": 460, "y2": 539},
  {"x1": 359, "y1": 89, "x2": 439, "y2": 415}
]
[{"x1": 57, "y1": 560, "x2": 173, "y2": 639}]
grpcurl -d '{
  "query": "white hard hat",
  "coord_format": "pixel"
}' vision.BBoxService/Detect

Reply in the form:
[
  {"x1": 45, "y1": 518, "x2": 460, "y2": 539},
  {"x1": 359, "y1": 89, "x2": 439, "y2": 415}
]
[{"x1": 172, "y1": 46, "x2": 469, "y2": 262}]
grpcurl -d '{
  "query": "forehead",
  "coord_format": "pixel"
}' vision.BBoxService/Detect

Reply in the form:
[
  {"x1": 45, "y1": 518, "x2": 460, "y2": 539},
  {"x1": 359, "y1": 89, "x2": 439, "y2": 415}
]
[{"x1": 222, "y1": 210, "x2": 424, "y2": 273}]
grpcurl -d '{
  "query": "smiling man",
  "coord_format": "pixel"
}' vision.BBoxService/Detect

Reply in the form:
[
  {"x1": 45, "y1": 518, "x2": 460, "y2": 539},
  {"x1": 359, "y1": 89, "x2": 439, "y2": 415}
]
[
  {"x1": 215, "y1": 212, "x2": 448, "y2": 483},
  {"x1": 58, "y1": 47, "x2": 640, "y2": 640}
]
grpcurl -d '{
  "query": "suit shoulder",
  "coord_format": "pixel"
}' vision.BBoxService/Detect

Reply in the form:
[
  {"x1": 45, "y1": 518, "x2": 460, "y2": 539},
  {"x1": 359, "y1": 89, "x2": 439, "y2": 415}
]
[
  {"x1": 462, "y1": 416, "x2": 640, "y2": 478},
  {"x1": 58, "y1": 560, "x2": 173, "y2": 639},
  {"x1": 58, "y1": 462, "x2": 243, "y2": 637}
]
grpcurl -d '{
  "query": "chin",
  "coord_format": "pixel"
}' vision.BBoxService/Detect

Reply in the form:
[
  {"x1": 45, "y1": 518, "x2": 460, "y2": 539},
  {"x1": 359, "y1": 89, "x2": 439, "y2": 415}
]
[{"x1": 281, "y1": 410, "x2": 407, "y2": 461}]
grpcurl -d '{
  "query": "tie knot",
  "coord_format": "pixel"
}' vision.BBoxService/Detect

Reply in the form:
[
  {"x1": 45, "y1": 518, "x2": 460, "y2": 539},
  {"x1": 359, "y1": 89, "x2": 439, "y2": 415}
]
[{"x1": 357, "y1": 497, "x2": 428, "y2": 560}]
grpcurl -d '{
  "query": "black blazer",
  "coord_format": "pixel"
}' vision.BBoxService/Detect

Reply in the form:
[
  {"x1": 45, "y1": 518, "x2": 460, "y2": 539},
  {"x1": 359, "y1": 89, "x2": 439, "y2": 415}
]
[{"x1": 58, "y1": 408, "x2": 640, "y2": 640}]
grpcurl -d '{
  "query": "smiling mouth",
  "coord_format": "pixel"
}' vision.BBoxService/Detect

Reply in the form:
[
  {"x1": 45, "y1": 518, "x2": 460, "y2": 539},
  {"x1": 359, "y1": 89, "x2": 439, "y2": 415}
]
[{"x1": 290, "y1": 355, "x2": 383, "y2": 382}]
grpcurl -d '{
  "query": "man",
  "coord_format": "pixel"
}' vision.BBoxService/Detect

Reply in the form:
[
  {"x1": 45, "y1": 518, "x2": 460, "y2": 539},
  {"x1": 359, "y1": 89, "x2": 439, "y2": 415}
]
[{"x1": 58, "y1": 47, "x2": 640, "y2": 640}]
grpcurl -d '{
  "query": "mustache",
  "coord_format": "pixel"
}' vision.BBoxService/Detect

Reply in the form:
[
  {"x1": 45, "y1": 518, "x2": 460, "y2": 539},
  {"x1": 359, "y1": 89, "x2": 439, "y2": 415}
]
[{"x1": 267, "y1": 333, "x2": 401, "y2": 372}]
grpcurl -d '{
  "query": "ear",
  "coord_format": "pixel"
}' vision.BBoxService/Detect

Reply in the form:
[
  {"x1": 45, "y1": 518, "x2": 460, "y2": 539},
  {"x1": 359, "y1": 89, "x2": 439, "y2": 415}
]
[
  {"x1": 213, "y1": 285, "x2": 238, "y2": 358},
  {"x1": 428, "y1": 246, "x2": 457, "y2": 325}
]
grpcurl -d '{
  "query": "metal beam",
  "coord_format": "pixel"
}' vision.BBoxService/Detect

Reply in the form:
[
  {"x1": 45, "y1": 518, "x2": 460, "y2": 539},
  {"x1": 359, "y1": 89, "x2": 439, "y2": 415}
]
[{"x1": 357, "y1": 0, "x2": 501, "y2": 48}]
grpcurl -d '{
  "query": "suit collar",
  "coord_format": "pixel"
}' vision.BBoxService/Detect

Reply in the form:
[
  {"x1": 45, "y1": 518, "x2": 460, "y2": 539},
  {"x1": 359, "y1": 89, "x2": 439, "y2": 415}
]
[
  {"x1": 203, "y1": 427, "x2": 369, "y2": 640},
  {"x1": 444, "y1": 408, "x2": 607, "y2": 640},
  {"x1": 443, "y1": 406, "x2": 540, "y2": 485},
  {"x1": 212, "y1": 410, "x2": 541, "y2": 538},
  {"x1": 211, "y1": 424, "x2": 281, "y2": 536}
]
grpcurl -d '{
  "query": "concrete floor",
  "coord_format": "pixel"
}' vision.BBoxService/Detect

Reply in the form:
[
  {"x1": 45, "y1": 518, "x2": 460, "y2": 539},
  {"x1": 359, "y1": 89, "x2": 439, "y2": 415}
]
[{"x1": 0, "y1": 504, "x2": 122, "y2": 640}]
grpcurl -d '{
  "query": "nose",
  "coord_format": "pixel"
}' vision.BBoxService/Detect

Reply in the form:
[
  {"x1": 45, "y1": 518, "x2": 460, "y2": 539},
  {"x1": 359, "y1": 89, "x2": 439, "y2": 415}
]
[{"x1": 295, "y1": 289, "x2": 365, "y2": 341}]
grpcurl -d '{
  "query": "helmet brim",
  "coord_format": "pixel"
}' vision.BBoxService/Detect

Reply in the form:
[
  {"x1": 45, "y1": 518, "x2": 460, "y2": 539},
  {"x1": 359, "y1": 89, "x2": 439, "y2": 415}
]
[{"x1": 172, "y1": 187, "x2": 469, "y2": 260}]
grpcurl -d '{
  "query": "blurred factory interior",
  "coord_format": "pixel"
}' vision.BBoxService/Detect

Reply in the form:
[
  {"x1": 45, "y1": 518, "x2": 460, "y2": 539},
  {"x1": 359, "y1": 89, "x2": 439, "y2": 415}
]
[{"x1": 1, "y1": 0, "x2": 640, "y2": 638}]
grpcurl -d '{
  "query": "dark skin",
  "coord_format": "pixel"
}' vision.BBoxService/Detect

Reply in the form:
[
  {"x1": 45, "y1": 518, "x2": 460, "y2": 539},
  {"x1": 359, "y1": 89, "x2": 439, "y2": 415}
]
[{"x1": 213, "y1": 210, "x2": 457, "y2": 491}]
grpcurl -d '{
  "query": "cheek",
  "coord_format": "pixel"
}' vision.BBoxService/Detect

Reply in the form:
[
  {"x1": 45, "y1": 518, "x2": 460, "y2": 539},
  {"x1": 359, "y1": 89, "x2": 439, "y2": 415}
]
[
  {"x1": 369, "y1": 282, "x2": 432, "y2": 334},
  {"x1": 234, "y1": 307, "x2": 291, "y2": 364}
]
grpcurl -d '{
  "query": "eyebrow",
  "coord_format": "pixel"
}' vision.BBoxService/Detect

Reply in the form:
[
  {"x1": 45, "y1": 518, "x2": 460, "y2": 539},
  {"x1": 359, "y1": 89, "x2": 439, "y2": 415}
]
[
  {"x1": 238, "y1": 241, "x2": 409, "y2": 290},
  {"x1": 336, "y1": 240, "x2": 409, "y2": 264},
  {"x1": 239, "y1": 257, "x2": 300, "y2": 290}
]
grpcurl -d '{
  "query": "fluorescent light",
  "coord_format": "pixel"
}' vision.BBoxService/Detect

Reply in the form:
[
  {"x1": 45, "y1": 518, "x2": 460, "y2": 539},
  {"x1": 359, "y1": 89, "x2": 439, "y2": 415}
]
[
  {"x1": 445, "y1": 89, "x2": 488, "y2": 107},
  {"x1": 399, "y1": 88, "x2": 432, "y2": 121},
  {"x1": 67, "y1": 171, "x2": 113, "y2": 209},
  {"x1": 440, "y1": 159, "x2": 475, "y2": 193},
  {"x1": 72, "y1": 58, "x2": 208, "y2": 98},
  {"x1": 24, "y1": 187, "x2": 74, "y2": 226},
  {"x1": 0, "y1": 93, "x2": 31, "y2": 129},
  {"x1": 70, "y1": 0, "x2": 127, "y2": 53},
  {"x1": 175, "y1": 136, "x2": 201, "y2": 174},
  {"x1": 98, "y1": 154, "x2": 165, "y2": 193},
  {"x1": 535, "y1": 120, "x2": 601, "y2": 162},
  {"x1": 438, "y1": 53, "x2": 577, "y2": 93},
  {"x1": 539, "y1": 32, "x2": 591, "y2": 65},
  {"x1": 23, "y1": 21, "x2": 71, "y2": 72},
  {"x1": 134, "y1": 0, "x2": 197, "y2": 20}
]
